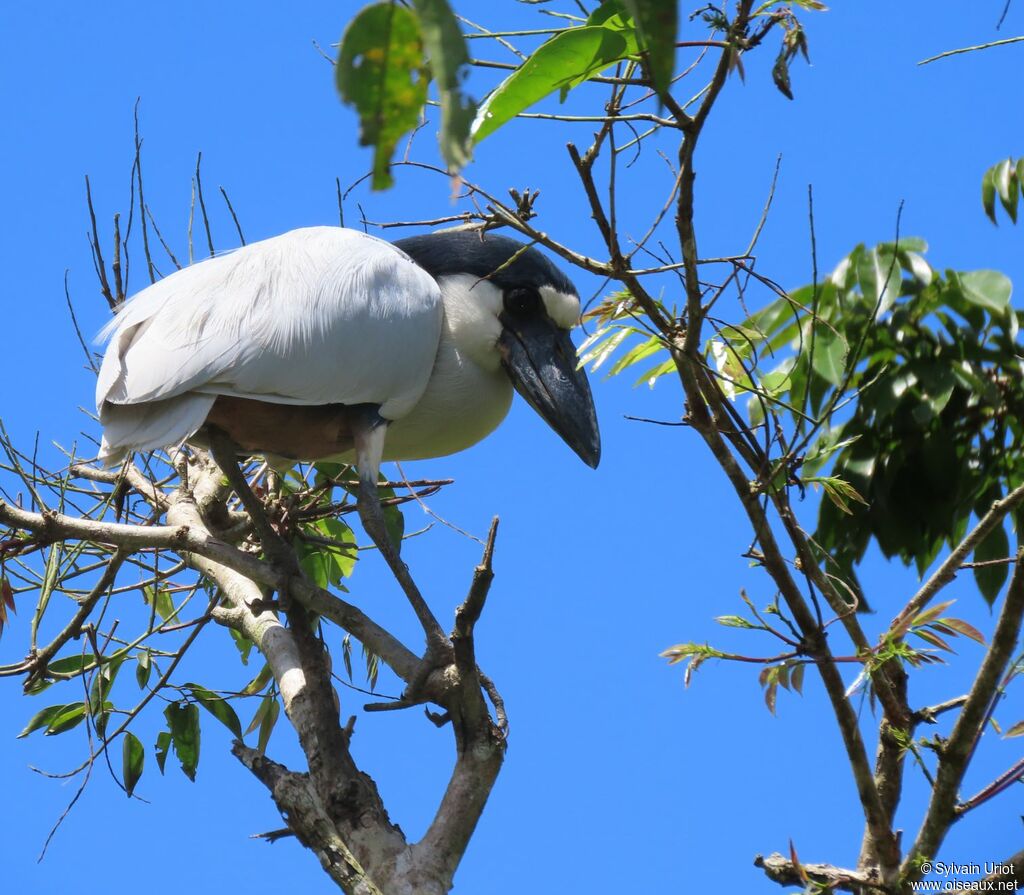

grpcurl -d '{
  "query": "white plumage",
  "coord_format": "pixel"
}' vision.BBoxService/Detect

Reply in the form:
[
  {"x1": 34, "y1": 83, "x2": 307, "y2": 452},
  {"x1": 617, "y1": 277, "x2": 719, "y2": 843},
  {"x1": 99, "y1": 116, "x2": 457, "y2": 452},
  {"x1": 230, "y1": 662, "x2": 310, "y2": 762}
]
[
  {"x1": 97, "y1": 227, "x2": 445, "y2": 464},
  {"x1": 95, "y1": 223, "x2": 600, "y2": 478}
]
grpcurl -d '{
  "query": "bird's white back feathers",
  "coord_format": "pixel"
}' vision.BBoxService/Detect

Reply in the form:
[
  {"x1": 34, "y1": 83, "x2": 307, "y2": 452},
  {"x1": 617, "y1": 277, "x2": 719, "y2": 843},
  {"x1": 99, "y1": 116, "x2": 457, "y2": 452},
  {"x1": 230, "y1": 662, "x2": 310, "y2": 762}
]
[{"x1": 96, "y1": 227, "x2": 444, "y2": 461}]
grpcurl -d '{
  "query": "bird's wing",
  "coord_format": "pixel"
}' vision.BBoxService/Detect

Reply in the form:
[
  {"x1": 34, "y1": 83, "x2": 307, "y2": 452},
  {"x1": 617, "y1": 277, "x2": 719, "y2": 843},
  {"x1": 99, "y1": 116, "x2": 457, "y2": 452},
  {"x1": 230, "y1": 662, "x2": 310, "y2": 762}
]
[{"x1": 96, "y1": 227, "x2": 444, "y2": 424}]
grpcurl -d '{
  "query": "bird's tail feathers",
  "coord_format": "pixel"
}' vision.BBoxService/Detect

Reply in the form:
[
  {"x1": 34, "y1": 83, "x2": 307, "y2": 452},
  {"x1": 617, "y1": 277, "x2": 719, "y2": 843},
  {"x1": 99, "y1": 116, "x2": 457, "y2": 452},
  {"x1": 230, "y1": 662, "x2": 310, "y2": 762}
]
[{"x1": 98, "y1": 394, "x2": 216, "y2": 467}]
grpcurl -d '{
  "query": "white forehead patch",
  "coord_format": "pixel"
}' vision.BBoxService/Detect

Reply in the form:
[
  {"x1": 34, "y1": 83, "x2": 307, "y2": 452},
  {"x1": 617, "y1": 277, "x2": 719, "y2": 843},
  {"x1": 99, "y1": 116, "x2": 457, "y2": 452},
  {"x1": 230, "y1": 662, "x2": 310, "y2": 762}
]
[{"x1": 540, "y1": 286, "x2": 581, "y2": 329}]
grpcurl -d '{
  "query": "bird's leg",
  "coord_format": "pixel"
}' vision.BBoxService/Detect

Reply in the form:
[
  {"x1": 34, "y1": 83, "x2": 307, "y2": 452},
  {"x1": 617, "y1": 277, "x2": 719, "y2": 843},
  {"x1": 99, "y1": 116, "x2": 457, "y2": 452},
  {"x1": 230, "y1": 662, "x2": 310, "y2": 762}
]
[
  {"x1": 208, "y1": 428, "x2": 298, "y2": 611},
  {"x1": 352, "y1": 409, "x2": 452, "y2": 695}
]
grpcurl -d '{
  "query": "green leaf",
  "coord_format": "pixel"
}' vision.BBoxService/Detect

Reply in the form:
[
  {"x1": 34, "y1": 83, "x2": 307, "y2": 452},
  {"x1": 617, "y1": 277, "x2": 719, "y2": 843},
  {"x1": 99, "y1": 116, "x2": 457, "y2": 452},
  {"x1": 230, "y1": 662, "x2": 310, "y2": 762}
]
[
  {"x1": 994, "y1": 158, "x2": 1018, "y2": 223},
  {"x1": 44, "y1": 702, "x2": 87, "y2": 736},
  {"x1": 296, "y1": 518, "x2": 358, "y2": 589},
  {"x1": 186, "y1": 683, "x2": 243, "y2": 739},
  {"x1": 379, "y1": 486, "x2": 406, "y2": 552},
  {"x1": 715, "y1": 615, "x2": 755, "y2": 629},
  {"x1": 806, "y1": 475, "x2": 868, "y2": 515},
  {"x1": 342, "y1": 633, "x2": 354, "y2": 680},
  {"x1": 135, "y1": 650, "x2": 152, "y2": 689},
  {"x1": 122, "y1": 732, "x2": 144, "y2": 797},
  {"x1": 228, "y1": 628, "x2": 253, "y2": 665},
  {"x1": 472, "y1": 25, "x2": 638, "y2": 142},
  {"x1": 143, "y1": 585, "x2": 176, "y2": 623},
  {"x1": 621, "y1": 0, "x2": 677, "y2": 95},
  {"x1": 155, "y1": 731, "x2": 172, "y2": 774},
  {"x1": 809, "y1": 326, "x2": 848, "y2": 387},
  {"x1": 18, "y1": 703, "x2": 72, "y2": 738},
  {"x1": 958, "y1": 270, "x2": 1012, "y2": 314},
  {"x1": 982, "y1": 165, "x2": 998, "y2": 224},
  {"x1": 90, "y1": 652, "x2": 126, "y2": 714},
  {"x1": 607, "y1": 334, "x2": 665, "y2": 378},
  {"x1": 336, "y1": 2, "x2": 429, "y2": 189},
  {"x1": 973, "y1": 523, "x2": 1010, "y2": 607},
  {"x1": 411, "y1": 0, "x2": 475, "y2": 170},
  {"x1": 258, "y1": 697, "x2": 280, "y2": 755},
  {"x1": 164, "y1": 702, "x2": 201, "y2": 781},
  {"x1": 241, "y1": 662, "x2": 274, "y2": 697},
  {"x1": 245, "y1": 692, "x2": 274, "y2": 737},
  {"x1": 633, "y1": 357, "x2": 676, "y2": 388},
  {"x1": 857, "y1": 247, "x2": 902, "y2": 315},
  {"x1": 46, "y1": 653, "x2": 98, "y2": 676}
]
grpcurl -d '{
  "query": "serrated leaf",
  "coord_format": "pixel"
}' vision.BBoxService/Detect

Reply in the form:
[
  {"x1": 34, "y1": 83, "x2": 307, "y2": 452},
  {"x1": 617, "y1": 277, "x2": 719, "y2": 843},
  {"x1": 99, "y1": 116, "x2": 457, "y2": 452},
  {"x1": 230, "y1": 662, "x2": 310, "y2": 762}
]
[
  {"x1": 186, "y1": 683, "x2": 243, "y2": 739},
  {"x1": 164, "y1": 702, "x2": 201, "y2": 781},
  {"x1": 122, "y1": 732, "x2": 144, "y2": 797},
  {"x1": 336, "y1": 2, "x2": 429, "y2": 189},
  {"x1": 764, "y1": 680, "x2": 778, "y2": 714},
  {"x1": 472, "y1": 24, "x2": 638, "y2": 142}
]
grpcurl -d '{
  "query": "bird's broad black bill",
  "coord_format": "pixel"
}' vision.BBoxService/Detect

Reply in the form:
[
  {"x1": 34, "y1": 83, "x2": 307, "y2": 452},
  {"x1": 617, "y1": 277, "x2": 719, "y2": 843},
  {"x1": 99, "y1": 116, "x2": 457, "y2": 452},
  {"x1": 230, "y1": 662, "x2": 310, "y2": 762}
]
[{"x1": 498, "y1": 313, "x2": 601, "y2": 468}]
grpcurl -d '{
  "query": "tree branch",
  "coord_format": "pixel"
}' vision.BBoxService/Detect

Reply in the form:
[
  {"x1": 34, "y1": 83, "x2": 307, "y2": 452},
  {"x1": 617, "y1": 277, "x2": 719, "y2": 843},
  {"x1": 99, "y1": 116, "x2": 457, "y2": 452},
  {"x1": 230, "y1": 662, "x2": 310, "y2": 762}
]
[{"x1": 902, "y1": 547, "x2": 1024, "y2": 881}]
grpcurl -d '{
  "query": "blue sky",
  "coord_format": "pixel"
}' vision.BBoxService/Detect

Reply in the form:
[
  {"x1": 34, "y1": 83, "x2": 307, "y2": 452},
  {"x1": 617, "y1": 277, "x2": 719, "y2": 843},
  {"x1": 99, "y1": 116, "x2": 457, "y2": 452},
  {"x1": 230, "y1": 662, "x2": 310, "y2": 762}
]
[{"x1": 1, "y1": 2, "x2": 1022, "y2": 892}]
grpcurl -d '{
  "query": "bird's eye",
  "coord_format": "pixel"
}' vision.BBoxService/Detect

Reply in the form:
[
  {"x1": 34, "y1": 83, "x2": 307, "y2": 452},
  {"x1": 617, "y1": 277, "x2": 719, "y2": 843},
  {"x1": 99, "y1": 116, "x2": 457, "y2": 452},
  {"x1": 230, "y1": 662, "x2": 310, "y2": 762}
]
[{"x1": 504, "y1": 287, "x2": 541, "y2": 316}]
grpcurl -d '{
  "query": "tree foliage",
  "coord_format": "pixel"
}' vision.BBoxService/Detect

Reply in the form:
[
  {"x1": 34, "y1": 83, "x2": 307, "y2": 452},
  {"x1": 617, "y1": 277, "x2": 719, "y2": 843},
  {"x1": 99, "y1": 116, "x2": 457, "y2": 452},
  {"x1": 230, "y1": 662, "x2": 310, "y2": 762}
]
[{"x1": 2, "y1": 2, "x2": 1023, "y2": 894}]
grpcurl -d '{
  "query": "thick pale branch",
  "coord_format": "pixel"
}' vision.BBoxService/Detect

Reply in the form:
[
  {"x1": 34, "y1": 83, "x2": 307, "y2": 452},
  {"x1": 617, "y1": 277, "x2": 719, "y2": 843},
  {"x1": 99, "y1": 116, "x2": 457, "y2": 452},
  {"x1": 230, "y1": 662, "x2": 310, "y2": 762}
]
[
  {"x1": 416, "y1": 518, "x2": 505, "y2": 888},
  {"x1": 755, "y1": 853, "x2": 880, "y2": 893},
  {"x1": 0, "y1": 496, "x2": 422, "y2": 685},
  {"x1": 232, "y1": 743, "x2": 386, "y2": 895}
]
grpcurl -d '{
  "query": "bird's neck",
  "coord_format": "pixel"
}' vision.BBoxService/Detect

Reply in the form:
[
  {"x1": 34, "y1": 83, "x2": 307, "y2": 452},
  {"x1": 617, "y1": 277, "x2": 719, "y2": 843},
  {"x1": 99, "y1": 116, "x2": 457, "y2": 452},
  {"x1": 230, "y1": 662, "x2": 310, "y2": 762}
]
[{"x1": 436, "y1": 274, "x2": 505, "y2": 372}]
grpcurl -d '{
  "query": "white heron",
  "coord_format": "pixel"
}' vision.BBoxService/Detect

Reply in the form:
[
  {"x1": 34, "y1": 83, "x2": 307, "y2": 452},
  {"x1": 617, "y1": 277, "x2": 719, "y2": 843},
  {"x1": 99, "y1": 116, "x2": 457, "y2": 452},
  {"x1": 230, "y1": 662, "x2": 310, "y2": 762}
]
[{"x1": 95, "y1": 225, "x2": 600, "y2": 668}]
